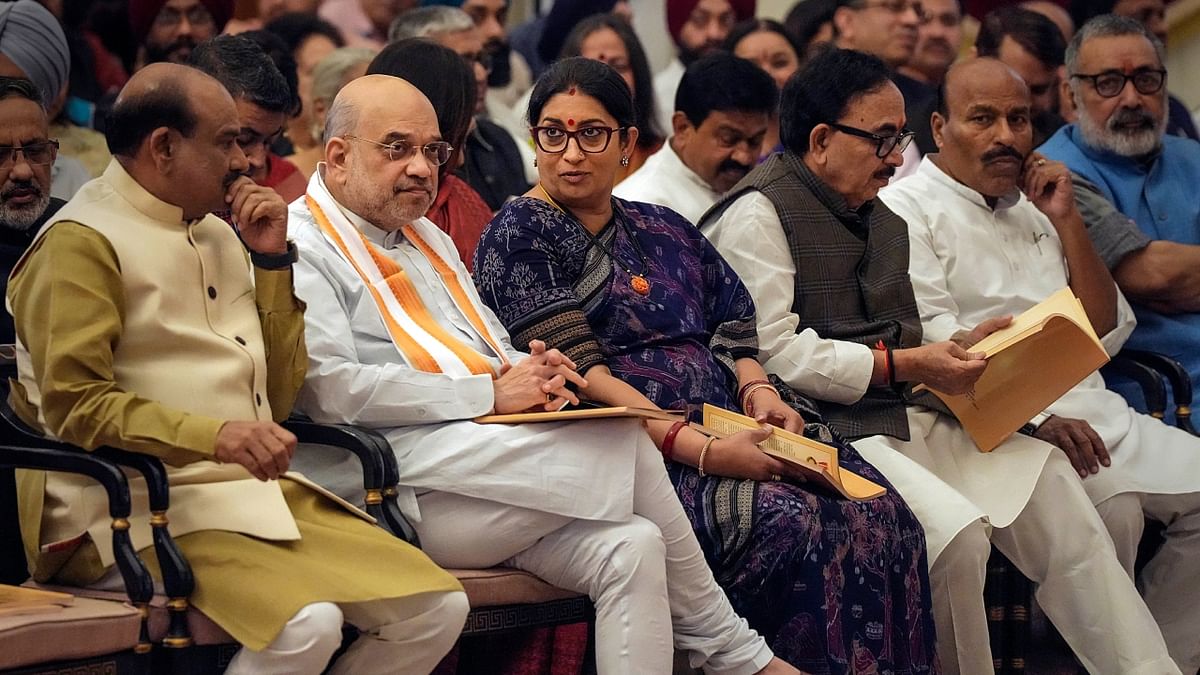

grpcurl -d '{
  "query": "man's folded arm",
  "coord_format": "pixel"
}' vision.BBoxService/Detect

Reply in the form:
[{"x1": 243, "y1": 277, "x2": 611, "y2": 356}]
[
  {"x1": 292, "y1": 258, "x2": 496, "y2": 427},
  {"x1": 9, "y1": 223, "x2": 222, "y2": 464}
]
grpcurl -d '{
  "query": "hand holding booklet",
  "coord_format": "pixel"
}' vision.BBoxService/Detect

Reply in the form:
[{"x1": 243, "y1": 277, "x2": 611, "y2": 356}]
[
  {"x1": 695, "y1": 404, "x2": 886, "y2": 501},
  {"x1": 915, "y1": 287, "x2": 1109, "y2": 452}
]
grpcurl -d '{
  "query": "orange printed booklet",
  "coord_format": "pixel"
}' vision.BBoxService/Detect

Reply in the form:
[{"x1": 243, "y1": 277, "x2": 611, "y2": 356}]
[{"x1": 694, "y1": 404, "x2": 886, "y2": 501}]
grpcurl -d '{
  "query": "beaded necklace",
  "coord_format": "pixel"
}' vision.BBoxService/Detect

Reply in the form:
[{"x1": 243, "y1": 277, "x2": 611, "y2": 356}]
[{"x1": 534, "y1": 183, "x2": 651, "y2": 295}]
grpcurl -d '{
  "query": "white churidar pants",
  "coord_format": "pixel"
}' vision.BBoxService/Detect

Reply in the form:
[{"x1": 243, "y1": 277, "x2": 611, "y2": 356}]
[
  {"x1": 412, "y1": 432, "x2": 774, "y2": 675},
  {"x1": 224, "y1": 591, "x2": 469, "y2": 675},
  {"x1": 866, "y1": 407, "x2": 1180, "y2": 675}
]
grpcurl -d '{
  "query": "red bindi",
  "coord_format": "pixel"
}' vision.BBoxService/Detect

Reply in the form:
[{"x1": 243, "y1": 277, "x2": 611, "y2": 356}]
[
  {"x1": 568, "y1": 87, "x2": 577, "y2": 96},
  {"x1": 567, "y1": 118, "x2": 575, "y2": 127}
]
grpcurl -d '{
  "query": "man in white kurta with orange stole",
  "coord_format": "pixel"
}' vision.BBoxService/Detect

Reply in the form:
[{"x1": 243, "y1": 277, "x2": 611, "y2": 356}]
[
  {"x1": 289, "y1": 74, "x2": 800, "y2": 675},
  {"x1": 7, "y1": 64, "x2": 468, "y2": 675},
  {"x1": 880, "y1": 57, "x2": 1200, "y2": 671}
]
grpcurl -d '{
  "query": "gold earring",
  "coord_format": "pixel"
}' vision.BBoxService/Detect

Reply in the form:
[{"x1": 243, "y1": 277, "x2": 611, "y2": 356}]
[{"x1": 620, "y1": 155, "x2": 630, "y2": 167}]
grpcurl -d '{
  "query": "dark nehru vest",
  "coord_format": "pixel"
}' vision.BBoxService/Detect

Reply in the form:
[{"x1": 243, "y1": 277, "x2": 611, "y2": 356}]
[{"x1": 701, "y1": 151, "x2": 931, "y2": 441}]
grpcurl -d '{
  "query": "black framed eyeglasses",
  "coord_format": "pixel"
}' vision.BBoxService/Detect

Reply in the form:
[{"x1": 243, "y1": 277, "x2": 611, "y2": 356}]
[
  {"x1": 530, "y1": 126, "x2": 625, "y2": 154},
  {"x1": 826, "y1": 122, "x2": 914, "y2": 158},
  {"x1": 345, "y1": 135, "x2": 454, "y2": 166},
  {"x1": 1070, "y1": 68, "x2": 1166, "y2": 98},
  {"x1": 0, "y1": 140, "x2": 59, "y2": 169}
]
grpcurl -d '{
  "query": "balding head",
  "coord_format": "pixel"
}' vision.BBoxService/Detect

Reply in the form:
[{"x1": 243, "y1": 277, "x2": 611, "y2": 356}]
[
  {"x1": 933, "y1": 58, "x2": 1034, "y2": 200},
  {"x1": 323, "y1": 74, "x2": 443, "y2": 231},
  {"x1": 107, "y1": 63, "x2": 248, "y2": 219}
]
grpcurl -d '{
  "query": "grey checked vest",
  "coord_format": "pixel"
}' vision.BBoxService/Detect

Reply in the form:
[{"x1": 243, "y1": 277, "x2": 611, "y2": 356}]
[{"x1": 702, "y1": 151, "x2": 931, "y2": 441}]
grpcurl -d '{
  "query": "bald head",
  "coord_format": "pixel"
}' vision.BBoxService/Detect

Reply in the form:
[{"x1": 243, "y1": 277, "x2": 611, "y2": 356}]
[
  {"x1": 107, "y1": 63, "x2": 235, "y2": 157},
  {"x1": 933, "y1": 58, "x2": 1034, "y2": 199},
  {"x1": 939, "y1": 57, "x2": 1029, "y2": 119},
  {"x1": 107, "y1": 62, "x2": 248, "y2": 219},
  {"x1": 324, "y1": 74, "x2": 437, "y2": 146},
  {"x1": 323, "y1": 74, "x2": 443, "y2": 232}
]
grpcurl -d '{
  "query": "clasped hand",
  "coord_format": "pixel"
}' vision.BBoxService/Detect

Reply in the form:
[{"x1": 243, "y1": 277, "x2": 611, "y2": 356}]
[{"x1": 492, "y1": 340, "x2": 588, "y2": 413}]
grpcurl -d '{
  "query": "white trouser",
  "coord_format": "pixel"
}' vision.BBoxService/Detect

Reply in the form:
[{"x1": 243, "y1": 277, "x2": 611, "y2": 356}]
[
  {"x1": 1095, "y1": 490, "x2": 1200, "y2": 672},
  {"x1": 225, "y1": 591, "x2": 469, "y2": 675},
  {"x1": 869, "y1": 412, "x2": 1179, "y2": 675},
  {"x1": 412, "y1": 434, "x2": 774, "y2": 675}
]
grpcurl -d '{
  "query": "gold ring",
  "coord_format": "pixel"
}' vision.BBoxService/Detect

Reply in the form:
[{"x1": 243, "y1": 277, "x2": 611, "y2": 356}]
[
  {"x1": 770, "y1": 473, "x2": 781, "y2": 482},
  {"x1": 1036, "y1": 158, "x2": 1046, "y2": 166}
]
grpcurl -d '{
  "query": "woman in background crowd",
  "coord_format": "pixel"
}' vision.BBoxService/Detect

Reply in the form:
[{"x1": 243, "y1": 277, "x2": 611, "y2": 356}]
[
  {"x1": 560, "y1": 14, "x2": 664, "y2": 184},
  {"x1": 724, "y1": 19, "x2": 802, "y2": 159},
  {"x1": 263, "y1": 13, "x2": 344, "y2": 165}
]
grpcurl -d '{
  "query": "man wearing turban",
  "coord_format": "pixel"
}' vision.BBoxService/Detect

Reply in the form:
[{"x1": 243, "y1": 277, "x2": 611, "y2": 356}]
[
  {"x1": 128, "y1": 0, "x2": 233, "y2": 67},
  {"x1": 653, "y1": 0, "x2": 755, "y2": 134},
  {"x1": 0, "y1": 0, "x2": 68, "y2": 103},
  {"x1": 0, "y1": 0, "x2": 94, "y2": 199}
]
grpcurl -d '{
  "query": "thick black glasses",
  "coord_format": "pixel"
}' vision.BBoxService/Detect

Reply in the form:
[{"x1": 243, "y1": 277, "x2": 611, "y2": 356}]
[
  {"x1": 1071, "y1": 69, "x2": 1166, "y2": 98},
  {"x1": 345, "y1": 135, "x2": 454, "y2": 166},
  {"x1": 0, "y1": 140, "x2": 59, "y2": 168},
  {"x1": 530, "y1": 126, "x2": 624, "y2": 154},
  {"x1": 827, "y1": 122, "x2": 914, "y2": 158}
]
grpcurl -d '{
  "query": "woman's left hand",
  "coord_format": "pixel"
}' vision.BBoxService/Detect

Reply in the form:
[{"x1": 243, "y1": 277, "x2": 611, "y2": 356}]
[{"x1": 750, "y1": 391, "x2": 804, "y2": 433}]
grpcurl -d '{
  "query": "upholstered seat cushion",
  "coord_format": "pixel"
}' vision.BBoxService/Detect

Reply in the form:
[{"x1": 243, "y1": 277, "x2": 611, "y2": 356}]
[
  {"x1": 0, "y1": 595, "x2": 141, "y2": 669},
  {"x1": 25, "y1": 582, "x2": 235, "y2": 646},
  {"x1": 450, "y1": 568, "x2": 584, "y2": 608}
]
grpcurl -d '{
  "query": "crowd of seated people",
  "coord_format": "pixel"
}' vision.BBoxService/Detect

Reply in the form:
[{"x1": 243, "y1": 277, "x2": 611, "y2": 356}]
[{"x1": 2, "y1": 0, "x2": 1200, "y2": 673}]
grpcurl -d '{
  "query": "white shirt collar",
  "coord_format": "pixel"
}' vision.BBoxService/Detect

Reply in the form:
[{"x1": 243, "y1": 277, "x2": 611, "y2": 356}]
[{"x1": 918, "y1": 154, "x2": 1023, "y2": 212}]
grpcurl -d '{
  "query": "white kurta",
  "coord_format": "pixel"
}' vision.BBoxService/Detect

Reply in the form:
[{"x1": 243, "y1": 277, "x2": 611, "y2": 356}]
[
  {"x1": 652, "y1": 58, "x2": 685, "y2": 136},
  {"x1": 701, "y1": 189, "x2": 1068, "y2": 536},
  {"x1": 879, "y1": 156, "x2": 1200, "y2": 505},
  {"x1": 613, "y1": 141, "x2": 718, "y2": 226},
  {"x1": 288, "y1": 196, "x2": 639, "y2": 525}
]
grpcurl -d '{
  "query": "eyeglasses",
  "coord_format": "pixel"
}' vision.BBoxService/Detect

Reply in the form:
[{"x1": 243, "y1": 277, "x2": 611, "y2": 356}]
[
  {"x1": 826, "y1": 122, "x2": 914, "y2": 158},
  {"x1": 152, "y1": 4, "x2": 215, "y2": 29},
  {"x1": 535, "y1": 124, "x2": 628, "y2": 152},
  {"x1": 1070, "y1": 68, "x2": 1166, "y2": 98},
  {"x1": 345, "y1": 135, "x2": 454, "y2": 166},
  {"x1": 0, "y1": 140, "x2": 59, "y2": 169},
  {"x1": 530, "y1": 126, "x2": 624, "y2": 154},
  {"x1": 853, "y1": 0, "x2": 926, "y2": 20}
]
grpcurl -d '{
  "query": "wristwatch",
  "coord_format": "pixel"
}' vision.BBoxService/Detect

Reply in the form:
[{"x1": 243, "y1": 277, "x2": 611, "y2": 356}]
[{"x1": 249, "y1": 241, "x2": 298, "y2": 269}]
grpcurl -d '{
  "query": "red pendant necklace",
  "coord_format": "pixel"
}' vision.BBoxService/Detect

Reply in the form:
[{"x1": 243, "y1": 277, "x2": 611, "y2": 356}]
[{"x1": 535, "y1": 184, "x2": 651, "y2": 296}]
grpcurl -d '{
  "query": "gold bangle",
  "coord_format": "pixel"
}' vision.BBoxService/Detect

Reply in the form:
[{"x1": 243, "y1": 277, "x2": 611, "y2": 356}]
[
  {"x1": 741, "y1": 383, "x2": 778, "y2": 413},
  {"x1": 698, "y1": 436, "x2": 716, "y2": 477}
]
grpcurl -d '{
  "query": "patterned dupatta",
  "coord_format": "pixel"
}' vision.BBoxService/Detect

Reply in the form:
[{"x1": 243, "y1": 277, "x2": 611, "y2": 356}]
[{"x1": 306, "y1": 172, "x2": 509, "y2": 377}]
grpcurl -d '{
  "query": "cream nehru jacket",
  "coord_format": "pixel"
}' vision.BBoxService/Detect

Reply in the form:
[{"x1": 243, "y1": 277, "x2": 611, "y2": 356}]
[{"x1": 15, "y1": 161, "x2": 300, "y2": 569}]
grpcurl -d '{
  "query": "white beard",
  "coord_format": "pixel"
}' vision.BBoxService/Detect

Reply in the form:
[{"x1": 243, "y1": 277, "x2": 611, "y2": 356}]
[
  {"x1": 1077, "y1": 105, "x2": 1168, "y2": 158},
  {"x1": 0, "y1": 190, "x2": 51, "y2": 232}
]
